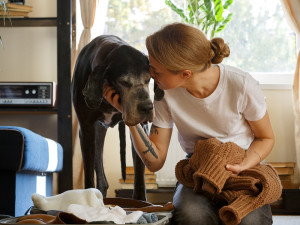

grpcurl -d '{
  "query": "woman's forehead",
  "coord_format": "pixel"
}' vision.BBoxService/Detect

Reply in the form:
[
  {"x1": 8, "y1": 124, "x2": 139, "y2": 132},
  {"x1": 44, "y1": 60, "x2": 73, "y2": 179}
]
[{"x1": 149, "y1": 56, "x2": 162, "y2": 69}]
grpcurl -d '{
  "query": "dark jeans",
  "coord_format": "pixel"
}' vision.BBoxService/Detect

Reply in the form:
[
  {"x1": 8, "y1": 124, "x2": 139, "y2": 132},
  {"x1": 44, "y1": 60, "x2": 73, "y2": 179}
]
[{"x1": 171, "y1": 184, "x2": 273, "y2": 225}]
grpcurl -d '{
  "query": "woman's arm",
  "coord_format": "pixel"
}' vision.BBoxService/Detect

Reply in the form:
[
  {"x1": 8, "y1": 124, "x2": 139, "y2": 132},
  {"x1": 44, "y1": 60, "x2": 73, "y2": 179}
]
[
  {"x1": 226, "y1": 111, "x2": 275, "y2": 174},
  {"x1": 129, "y1": 124, "x2": 172, "y2": 172},
  {"x1": 103, "y1": 83, "x2": 172, "y2": 172}
]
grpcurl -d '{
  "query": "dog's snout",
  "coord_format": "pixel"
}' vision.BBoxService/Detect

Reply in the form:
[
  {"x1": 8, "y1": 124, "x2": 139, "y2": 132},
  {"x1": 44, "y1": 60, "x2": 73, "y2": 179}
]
[{"x1": 138, "y1": 101, "x2": 153, "y2": 113}]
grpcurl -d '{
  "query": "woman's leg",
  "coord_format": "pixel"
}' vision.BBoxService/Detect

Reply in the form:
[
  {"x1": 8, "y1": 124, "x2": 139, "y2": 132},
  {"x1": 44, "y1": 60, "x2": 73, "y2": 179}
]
[
  {"x1": 171, "y1": 183, "x2": 222, "y2": 225},
  {"x1": 239, "y1": 204, "x2": 273, "y2": 225}
]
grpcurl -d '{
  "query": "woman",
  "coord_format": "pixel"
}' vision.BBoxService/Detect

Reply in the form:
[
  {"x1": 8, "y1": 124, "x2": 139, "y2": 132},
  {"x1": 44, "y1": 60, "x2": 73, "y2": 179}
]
[{"x1": 104, "y1": 23, "x2": 275, "y2": 225}]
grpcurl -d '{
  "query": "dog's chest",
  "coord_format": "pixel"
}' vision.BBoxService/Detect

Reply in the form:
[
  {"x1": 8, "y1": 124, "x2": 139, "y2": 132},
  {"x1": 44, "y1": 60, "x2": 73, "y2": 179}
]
[{"x1": 103, "y1": 111, "x2": 120, "y2": 127}]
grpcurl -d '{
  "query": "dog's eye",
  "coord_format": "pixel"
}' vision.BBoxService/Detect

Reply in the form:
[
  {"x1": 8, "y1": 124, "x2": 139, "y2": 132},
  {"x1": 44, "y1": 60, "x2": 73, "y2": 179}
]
[{"x1": 119, "y1": 80, "x2": 132, "y2": 88}]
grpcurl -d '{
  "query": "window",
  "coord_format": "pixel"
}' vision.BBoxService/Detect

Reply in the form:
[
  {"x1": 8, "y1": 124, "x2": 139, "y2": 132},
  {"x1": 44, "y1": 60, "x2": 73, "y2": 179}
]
[
  {"x1": 218, "y1": 0, "x2": 296, "y2": 74},
  {"x1": 86, "y1": 0, "x2": 297, "y2": 86}
]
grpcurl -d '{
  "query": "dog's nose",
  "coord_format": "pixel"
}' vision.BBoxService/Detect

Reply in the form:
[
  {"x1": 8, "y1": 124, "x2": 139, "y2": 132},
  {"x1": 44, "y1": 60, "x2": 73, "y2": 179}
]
[{"x1": 138, "y1": 102, "x2": 153, "y2": 113}]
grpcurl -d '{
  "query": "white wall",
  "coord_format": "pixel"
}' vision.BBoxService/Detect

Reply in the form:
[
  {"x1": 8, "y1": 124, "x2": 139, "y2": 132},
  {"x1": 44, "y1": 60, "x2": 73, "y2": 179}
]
[
  {"x1": 264, "y1": 89, "x2": 296, "y2": 162},
  {"x1": 264, "y1": 89, "x2": 299, "y2": 183}
]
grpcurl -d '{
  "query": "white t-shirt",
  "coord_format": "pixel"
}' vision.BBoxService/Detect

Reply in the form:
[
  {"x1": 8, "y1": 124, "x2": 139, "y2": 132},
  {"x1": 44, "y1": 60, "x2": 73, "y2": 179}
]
[{"x1": 152, "y1": 64, "x2": 266, "y2": 153}]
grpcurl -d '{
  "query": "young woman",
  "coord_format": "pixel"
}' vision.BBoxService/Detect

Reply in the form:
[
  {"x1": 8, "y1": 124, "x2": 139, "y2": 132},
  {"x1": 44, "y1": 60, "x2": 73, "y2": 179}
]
[{"x1": 103, "y1": 23, "x2": 275, "y2": 225}]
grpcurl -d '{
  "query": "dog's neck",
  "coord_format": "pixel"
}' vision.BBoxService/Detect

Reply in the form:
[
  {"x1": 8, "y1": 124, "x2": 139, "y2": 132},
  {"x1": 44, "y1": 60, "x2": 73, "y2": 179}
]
[{"x1": 97, "y1": 99, "x2": 122, "y2": 128}]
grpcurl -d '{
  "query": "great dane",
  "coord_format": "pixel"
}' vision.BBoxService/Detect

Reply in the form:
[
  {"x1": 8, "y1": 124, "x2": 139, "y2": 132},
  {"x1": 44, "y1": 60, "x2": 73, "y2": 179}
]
[{"x1": 71, "y1": 35, "x2": 155, "y2": 200}]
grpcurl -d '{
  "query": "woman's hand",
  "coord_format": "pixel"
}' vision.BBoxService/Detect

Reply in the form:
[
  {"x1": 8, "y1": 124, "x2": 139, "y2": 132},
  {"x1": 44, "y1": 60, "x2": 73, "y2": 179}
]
[
  {"x1": 103, "y1": 82, "x2": 122, "y2": 112},
  {"x1": 225, "y1": 163, "x2": 245, "y2": 175}
]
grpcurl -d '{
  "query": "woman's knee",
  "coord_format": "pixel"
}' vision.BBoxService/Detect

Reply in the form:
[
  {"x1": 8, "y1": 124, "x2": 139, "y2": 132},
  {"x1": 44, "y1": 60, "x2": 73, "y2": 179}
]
[
  {"x1": 239, "y1": 204, "x2": 273, "y2": 225},
  {"x1": 172, "y1": 184, "x2": 221, "y2": 225},
  {"x1": 172, "y1": 200, "x2": 221, "y2": 225}
]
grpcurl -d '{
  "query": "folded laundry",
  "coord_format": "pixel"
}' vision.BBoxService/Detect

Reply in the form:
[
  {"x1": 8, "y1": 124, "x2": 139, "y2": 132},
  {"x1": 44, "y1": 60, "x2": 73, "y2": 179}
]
[
  {"x1": 66, "y1": 204, "x2": 143, "y2": 224},
  {"x1": 136, "y1": 212, "x2": 159, "y2": 223},
  {"x1": 103, "y1": 197, "x2": 174, "y2": 213},
  {"x1": 28, "y1": 190, "x2": 169, "y2": 224},
  {"x1": 32, "y1": 188, "x2": 104, "y2": 211}
]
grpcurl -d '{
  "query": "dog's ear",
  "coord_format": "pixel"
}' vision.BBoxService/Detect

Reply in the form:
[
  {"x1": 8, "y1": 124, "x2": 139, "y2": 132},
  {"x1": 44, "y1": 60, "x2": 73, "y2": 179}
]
[
  {"x1": 154, "y1": 83, "x2": 164, "y2": 101},
  {"x1": 82, "y1": 65, "x2": 105, "y2": 109}
]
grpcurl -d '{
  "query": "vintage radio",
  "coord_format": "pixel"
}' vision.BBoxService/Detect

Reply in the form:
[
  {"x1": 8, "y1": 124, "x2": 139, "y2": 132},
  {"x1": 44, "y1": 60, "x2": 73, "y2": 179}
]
[{"x1": 0, "y1": 82, "x2": 56, "y2": 107}]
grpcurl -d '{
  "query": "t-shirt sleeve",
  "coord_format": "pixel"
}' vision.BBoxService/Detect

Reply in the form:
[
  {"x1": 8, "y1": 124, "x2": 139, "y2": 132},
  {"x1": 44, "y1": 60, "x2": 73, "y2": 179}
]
[
  {"x1": 241, "y1": 75, "x2": 267, "y2": 121},
  {"x1": 152, "y1": 98, "x2": 174, "y2": 128}
]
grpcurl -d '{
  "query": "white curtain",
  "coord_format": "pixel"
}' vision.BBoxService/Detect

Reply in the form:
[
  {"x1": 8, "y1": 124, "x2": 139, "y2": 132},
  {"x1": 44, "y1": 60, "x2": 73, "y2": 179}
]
[
  {"x1": 280, "y1": 0, "x2": 300, "y2": 178},
  {"x1": 72, "y1": 0, "x2": 98, "y2": 189}
]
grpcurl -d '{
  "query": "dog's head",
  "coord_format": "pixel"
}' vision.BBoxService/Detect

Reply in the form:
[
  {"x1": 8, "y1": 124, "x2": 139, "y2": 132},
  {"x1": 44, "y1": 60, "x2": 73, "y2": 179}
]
[{"x1": 82, "y1": 44, "x2": 154, "y2": 126}]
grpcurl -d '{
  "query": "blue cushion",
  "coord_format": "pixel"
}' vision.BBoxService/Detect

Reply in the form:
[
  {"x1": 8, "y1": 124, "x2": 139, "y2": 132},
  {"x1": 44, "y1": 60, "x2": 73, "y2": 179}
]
[{"x1": 0, "y1": 126, "x2": 63, "y2": 172}]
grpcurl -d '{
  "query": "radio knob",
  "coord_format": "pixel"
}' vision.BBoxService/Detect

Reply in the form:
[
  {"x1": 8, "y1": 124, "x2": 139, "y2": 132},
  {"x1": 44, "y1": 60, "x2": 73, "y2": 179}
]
[
  {"x1": 32, "y1": 89, "x2": 37, "y2": 95},
  {"x1": 25, "y1": 90, "x2": 29, "y2": 95}
]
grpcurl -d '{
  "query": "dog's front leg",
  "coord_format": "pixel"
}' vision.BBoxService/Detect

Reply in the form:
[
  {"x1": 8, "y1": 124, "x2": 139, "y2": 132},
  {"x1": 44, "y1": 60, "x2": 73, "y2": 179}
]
[
  {"x1": 79, "y1": 124, "x2": 96, "y2": 189},
  {"x1": 131, "y1": 145, "x2": 146, "y2": 201},
  {"x1": 131, "y1": 123, "x2": 148, "y2": 201},
  {"x1": 94, "y1": 122, "x2": 109, "y2": 197}
]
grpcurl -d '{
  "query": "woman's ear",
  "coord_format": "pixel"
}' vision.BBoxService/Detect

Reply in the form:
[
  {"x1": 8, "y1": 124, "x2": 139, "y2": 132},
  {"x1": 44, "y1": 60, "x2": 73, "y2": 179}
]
[{"x1": 181, "y1": 70, "x2": 192, "y2": 79}]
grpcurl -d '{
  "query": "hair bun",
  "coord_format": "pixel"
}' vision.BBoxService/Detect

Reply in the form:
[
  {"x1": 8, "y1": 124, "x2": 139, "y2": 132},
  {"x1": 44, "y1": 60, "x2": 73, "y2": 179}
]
[{"x1": 210, "y1": 38, "x2": 230, "y2": 64}]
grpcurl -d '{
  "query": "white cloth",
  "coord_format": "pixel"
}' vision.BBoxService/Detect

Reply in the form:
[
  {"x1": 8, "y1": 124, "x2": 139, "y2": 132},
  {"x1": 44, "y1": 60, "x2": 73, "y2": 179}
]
[
  {"x1": 66, "y1": 204, "x2": 143, "y2": 224},
  {"x1": 153, "y1": 64, "x2": 266, "y2": 153},
  {"x1": 31, "y1": 188, "x2": 104, "y2": 211}
]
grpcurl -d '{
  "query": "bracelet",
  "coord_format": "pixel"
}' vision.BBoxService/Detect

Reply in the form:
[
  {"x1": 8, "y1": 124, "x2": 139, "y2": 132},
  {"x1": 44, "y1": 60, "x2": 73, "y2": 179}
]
[{"x1": 254, "y1": 150, "x2": 262, "y2": 161}]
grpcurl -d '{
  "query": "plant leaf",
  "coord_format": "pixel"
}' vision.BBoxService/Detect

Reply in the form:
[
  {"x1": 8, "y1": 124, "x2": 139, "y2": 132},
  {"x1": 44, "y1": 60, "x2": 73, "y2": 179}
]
[
  {"x1": 214, "y1": 0, "x2": 224, "y2": 22},
  {"x1": 223, "y1": 12, "x2": 233, "y2": 24},
  {"x1": 165, "y1": 0, "x2": 188, "y2": 21},
  {"x1": 187, "y1": 0, "x2": 198, "y2": 13},
  {"x1": 224, "y1": 0, "x2": 233, "y2": 9},
  {"x1": 204, "y1": 0, "x2": 212, "y2": 11},
  {"x1": 199, "y1": 3, "x2": 206, "y2": 12},
  {"x1": 216, "y1": 13, "x2": 232, "y2": 33}
]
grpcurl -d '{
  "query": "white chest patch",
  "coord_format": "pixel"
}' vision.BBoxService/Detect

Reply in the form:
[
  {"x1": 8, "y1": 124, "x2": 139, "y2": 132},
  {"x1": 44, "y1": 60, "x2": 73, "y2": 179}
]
[{"x1": 103, "y1": 111, "x2": 119, "y2": 125}]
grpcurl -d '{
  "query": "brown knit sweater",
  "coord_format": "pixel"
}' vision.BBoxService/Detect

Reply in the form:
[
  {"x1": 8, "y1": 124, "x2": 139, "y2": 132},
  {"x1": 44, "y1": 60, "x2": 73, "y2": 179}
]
[{"x1": 175, "y1": 138, "x2": 282, "y2": 225}]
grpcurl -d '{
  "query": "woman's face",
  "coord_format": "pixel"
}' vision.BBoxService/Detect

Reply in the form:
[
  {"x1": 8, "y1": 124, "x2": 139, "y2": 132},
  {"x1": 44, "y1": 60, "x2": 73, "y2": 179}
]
[{"x1": 149, "y1": 55, "x2": 184, "y2": 90}]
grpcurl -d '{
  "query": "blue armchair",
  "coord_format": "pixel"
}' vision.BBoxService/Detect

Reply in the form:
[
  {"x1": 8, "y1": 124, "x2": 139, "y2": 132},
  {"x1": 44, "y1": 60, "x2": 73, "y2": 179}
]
[{"x1": 0, "y1": 126, "x2": 63, "y2": 217}]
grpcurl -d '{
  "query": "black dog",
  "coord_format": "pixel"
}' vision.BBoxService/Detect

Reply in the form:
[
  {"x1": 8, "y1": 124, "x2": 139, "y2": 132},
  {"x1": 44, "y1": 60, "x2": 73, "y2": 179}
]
[{"x1": 71, "y1": 35, "x2": 155, "y2": 200}]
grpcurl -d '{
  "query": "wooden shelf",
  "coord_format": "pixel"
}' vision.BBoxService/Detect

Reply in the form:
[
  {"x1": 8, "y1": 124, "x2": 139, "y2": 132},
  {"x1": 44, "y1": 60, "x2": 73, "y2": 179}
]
[
  {"x1": 0, "y1": 1, "x2": 73, "y2": 194},
  {"x1": 0, "y1": 17, "x2": 57, "y2": 27}
]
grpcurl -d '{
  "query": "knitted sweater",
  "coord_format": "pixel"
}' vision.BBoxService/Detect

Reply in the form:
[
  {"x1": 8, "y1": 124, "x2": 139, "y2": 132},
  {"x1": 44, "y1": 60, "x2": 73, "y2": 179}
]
[{"x1": 175, "y1": 138, "x2": 282, "y2": 225}]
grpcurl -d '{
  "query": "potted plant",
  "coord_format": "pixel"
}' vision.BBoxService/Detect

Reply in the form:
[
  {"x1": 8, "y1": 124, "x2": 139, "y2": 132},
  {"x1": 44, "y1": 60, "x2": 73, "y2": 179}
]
[{"x1": 165, "y1": 0, "x2": 234, "y2": 38}]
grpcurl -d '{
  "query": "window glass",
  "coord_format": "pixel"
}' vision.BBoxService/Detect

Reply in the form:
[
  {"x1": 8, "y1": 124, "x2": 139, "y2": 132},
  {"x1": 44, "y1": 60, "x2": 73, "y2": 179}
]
[
  {"x1": 95, "y1": 0, "x2": 296, "y2": 74},
  {"x1": 218, "y1": 0, "x2": 297, "y2": 73},
  {"x1": 102, "y1": 0, "x2": 180, "y2": 52}
]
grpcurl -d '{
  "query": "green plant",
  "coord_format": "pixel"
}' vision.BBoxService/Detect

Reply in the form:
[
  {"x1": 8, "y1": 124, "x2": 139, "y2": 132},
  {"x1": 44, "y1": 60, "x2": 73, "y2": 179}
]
[{"x1": 165, "y1": 0, "x2": 234, "y2": 38}]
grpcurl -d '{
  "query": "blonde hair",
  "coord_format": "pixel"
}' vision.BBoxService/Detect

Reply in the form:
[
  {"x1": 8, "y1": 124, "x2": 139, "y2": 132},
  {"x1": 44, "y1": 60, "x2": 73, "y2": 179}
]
[{"x1": 146, "y1": 23, "x2": 230, "y2": 73}]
